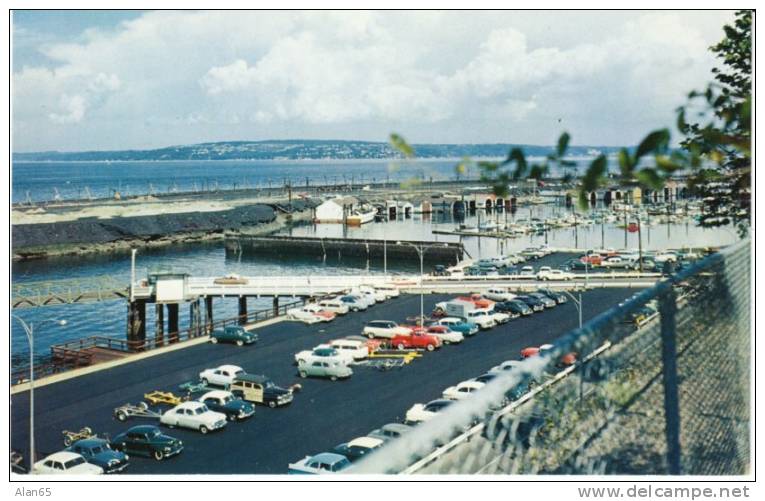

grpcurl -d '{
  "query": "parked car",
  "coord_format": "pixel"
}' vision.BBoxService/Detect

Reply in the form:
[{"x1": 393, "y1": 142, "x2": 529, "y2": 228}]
[
  {"x1": 390, "y1": 331, "x2": 442, "y2": 351},
  {"x1": 483, "y1": 287, "x2": 517, "y2": 302},
  {"x1": 298, "y1": 360, "x2": 353, "y2": 381},
  {"x1": 423, "y1": 325, "x2": 464, "y2": 344},
  {"x1": 494, "y1": 300, "x2": 533, "y2": 316},
  {"x1": 537, "y1": 268, "x2": 575, "y2": 281},
  {"x1": 430, "y1": 317, "x2": 479, "y2": 336},
  {"x1": 295, "y1": 345, "x2": 353, "y2": 366},
  {"x1": 406, "y1": 399, "x2": 454, "y2": 423},
  {"x1": 329, "y1": 338, "x2": 369, "y2": 360},
  {"x1": 362, "y1": 320, "x2": 412, "y2": 339},
  {"x1": 454, "y1": 294, "x2": 495, "y2": 309},
  {"x1": 489, "y1": 359, "x2": 524, "y2": 374},
  {"x1": 432, "y1": 265, "x2": 451, "y2": 276},
  {"x1": 339, "y1": 295, "x2": 368, "y2": 312},
  {"x1": 199, "y1": 365, "x2": 246, "y2": 388},
  {"x1": 474, "y1": 373, "x2": 499, "y2": 385},
  {"x1": 368, "y1": 423, "x2": 413, "y2": 442},
  {"x1": 465, "y1": 309, "x2": 497, "y2": 329},
  {"x1": 481, "y1": 307, "x2": 512, "y2": 324},
  {"x1": 519, "y1": 265, "x2": 535, "y2": 276},
  {"x1": 564, "y1": 258, "x2": 590, "y2": 271},
  {"x1": 443, "y1": 380, "x2": 485, "y2": 400},
  {"x1": 198, "y1": 390, "x2": 255, "y2": 421},
  {"x1": 537, "y1": 288, "x2": 568, "y2": 304},
  {"x1": 287, "y1": 306, "x2": 332, "y2": 324},
  {"x1": 601, "y1": 256, "x2": 635, "y2": 269},
  {"x1": 358, "y1": 285, "x2": 387, "y2": 302},
  {"x1": 66, "y1": 438, "x2": 129, "y2": 474},
  {"x1": 515, "y1": 295, "x2": 546, "y2": 312},
  {"x1": 521, "y1": 247, "x2": 546, "y2": 259},
  {"x1": 302, "y1": 303, "x2": 337, "y2": 320},
  {"x1": 230, "y1": 374, "x2": 294, "y2": 408},
  {"x1": 351, "y1": 289, "x2": 378, "y2": 306},
  {"x1": 332, "y1": 437, "x2": 385, "y2": 462},
  {"x1": 32, "y1": 451, "x2": 103, "y2": 475},
  {"x1": 316, "y1": 299, "x2": 351, "y2": 315},
  {"x1": 288, "y1": 452, "x2": 352, "y2": 474},
  {"x1": 210, "y1": 325, "x2": 258, "y2": 346},
  {"x1": 160, "y1": 401, "x2": 227, "y2": 434},
  {"x1": 528, "y1": 292, "x2": 557, "y2": 308},
  {"x1": 110, "y1": 425, "x2": 183, "y2": 461},
  {"x1": 580, "y1": 253, "x2": 603, "y2": 265}
]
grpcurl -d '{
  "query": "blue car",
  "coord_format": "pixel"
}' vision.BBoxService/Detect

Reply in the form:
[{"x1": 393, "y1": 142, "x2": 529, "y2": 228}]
[
  {"x1": 430, "y1": 317, "x2": 479, "y2": 336},
  {"x1": 288, "y1": 452, "x2": 352, "y2": 474},
  {"x1": 67, "y1": 438, "x2": 129, "y2": 474}
]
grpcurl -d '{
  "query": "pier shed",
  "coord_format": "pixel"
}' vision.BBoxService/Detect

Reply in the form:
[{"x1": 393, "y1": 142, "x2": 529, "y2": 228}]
[{"x1": 315, "y1": 196, "x2": 358, "y2": 223}]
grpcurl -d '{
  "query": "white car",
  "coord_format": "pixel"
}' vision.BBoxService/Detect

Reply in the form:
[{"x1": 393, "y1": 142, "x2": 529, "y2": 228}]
[
  {"x1": 199, "y1": 364, "x2": 246, "y2": 387},
  {"x1": 405, "y1": 399, "x2": 454, "y2": 424},
  {"x1": 443, "y1": 380, "x2": 486, "y2": 400},
  {"x1": 294, "y1": 344, "x2": 354, "y2": 366},
  {"x1": 653, "y1": 251, "x2": 678, "y2": 263},
  {"x1": 483, "y1": 287, "x2": 517, "y2": 302},
  {"x1": 537, "y1": 268, "x2": 575, "y2": 281},
  {"x1": 362, "y1": 320, "x2": 412, "y2": 339},
  {"x1": 350, "y1": 290, "x2": 376, "y2": 306},
  {"x1": 480, "y1": 307, "x2": 511, "y2": 325},
  {"x1": 160, "y1": 401, "x2": 228, "y2": 434},
  {"x1": 316, "y1": 299, "x2": 350, "y2": 315},
  {"x1": 465, "y1": 309, "x2": 496, "y2": 330},
  {"x1": 489, "y1": 360, "x2": 524, "y2": 374},
  {"x1": 286, "y1": 306, "x2": 325, "y2": 324},
  {"x1": 329, "y1": 338, "x2": 369, "y2": 360},
  {"x1": 33, "y1": 451, "x2": 104, "y2": 475},
  {"x1": 519, "y1": 266, "x2": 535, "y2": 276},
  {"x1": 425, "y1": 326, "x2": 464, "y2": 344},
  {"x1": 359, "y1": 285, "x2": 387, "y2": 302},
  {"x1": 374, "y1": 284, "x2": 400, "y2": 298}
]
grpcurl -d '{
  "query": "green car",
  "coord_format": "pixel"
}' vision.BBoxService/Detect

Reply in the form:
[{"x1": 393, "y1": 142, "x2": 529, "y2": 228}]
[
  {"x1": 210, "y1": 326, "x2": 258, "y2": 347},
  {"x1": 297, "y1": 360, "x2": 353, "y2": 381},
  {"x1": 110, "y1": 425, "x2": 183, "y2": 461}
]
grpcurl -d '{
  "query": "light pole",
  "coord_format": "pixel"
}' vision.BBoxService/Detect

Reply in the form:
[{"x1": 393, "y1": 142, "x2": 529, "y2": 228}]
[
  {"x1": 398, "y1": 241, "x2": 449, "y2": 326},
  {"x1": 11, "y1": 316, "x2": 67, "y2": 470},
  {"x1": 559, "y1": 290, "x2": 584, "y2": 401}
]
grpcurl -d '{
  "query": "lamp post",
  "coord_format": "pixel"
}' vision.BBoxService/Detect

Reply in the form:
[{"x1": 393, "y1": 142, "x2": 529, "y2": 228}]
[
  {"x1": 559, "y1": 290, "x2": 584, "y2": 401},
  {"x1": 398, "y1": 241, "x2": 449, "y2": 326},
  {"x1": 11, "y1": 316, "x2": 67, "y2": 470}
]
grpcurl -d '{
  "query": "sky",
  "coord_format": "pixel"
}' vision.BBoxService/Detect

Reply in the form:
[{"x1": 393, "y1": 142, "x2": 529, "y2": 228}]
[{"x1": 11, "y1": 10, "x2": 735, "y2": 152}]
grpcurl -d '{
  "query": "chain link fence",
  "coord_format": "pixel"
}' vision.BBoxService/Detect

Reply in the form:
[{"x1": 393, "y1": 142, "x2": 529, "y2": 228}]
[{"x1": 353, "y1": 239, "x2": 751, "y2": 475}]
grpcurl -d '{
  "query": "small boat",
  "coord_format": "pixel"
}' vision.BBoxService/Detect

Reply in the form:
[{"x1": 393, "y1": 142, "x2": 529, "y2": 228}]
[
  {"x1": 478, "y1": 221, "x2": 505, "y2": 231},
  {"x1": 458, "y1": 224, "x2": 479, "y2": 234},
  {"x1": 346, "y1": 207, "x2": 376, "y2": 226}
]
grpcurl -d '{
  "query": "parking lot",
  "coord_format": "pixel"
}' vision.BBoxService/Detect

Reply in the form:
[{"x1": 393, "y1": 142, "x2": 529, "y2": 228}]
[{"x1": 11, "y1": 287, "x2": 642, "y2": 474}]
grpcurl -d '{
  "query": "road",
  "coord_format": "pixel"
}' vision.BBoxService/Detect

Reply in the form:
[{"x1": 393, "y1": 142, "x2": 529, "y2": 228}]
[{"x1": 11, "y1": 288, "x2": 641, "y2": 474}]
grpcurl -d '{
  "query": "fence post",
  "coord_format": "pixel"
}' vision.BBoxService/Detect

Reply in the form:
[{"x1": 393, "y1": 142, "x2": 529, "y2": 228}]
[{"x1": 659, "y1": 287, "x2": 682, "y2": 474}]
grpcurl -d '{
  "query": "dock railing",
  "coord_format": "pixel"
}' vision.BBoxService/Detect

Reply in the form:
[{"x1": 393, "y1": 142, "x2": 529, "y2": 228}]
[{"x1": 352, "y1": 238, "x2": 751, "y2": 475}]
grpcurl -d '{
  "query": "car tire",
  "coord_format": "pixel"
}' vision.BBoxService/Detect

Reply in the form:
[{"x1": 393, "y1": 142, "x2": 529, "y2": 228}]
[
  {"x1": 64, "y1": 436, "x2": 72, "y2": 446},
  {"x1": 227, "y1": 414, "x2": 237, "y2": 422},
  {"x1": 268, "y1": 401, "x2": 277, "y2": 408},
  {"x1": 153, "y1": 450, "x2": 164, "y2": 461},
  {"x1": 201, "y1": 378, "x2": 209, "y2": 386},
  {"x1": 330, "y1": 375, "x2": 338, "y2": 382},
  {"x1": 299, "y1": 370, "x2": 308, "y2": 378},
  {"x1": 367, "y1": 332, "x2": 375, "y2": 339},
  {"x1": 116, "y1": 411, "x2": 127, "y2": 422},
  {"x1": 210, "y1": 337, "x2": 218, "y2": 344},
  {"x1": 236, "y1": 339, "x2": 244, "y2": 347},
  {"x1": 199, "y1": 425, "x2": 209, "y2": 435},
  {"x1": 397, "y1": 343, "x2": 406, "y2": 351},
  {"x1": 426, "y1": 344, "x2": 435, "y2": 352}
]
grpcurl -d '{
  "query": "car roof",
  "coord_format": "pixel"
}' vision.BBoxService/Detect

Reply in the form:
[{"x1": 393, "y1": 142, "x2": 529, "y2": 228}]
[
  {"x1": 331, "y1": 339, "x2": 362, "y2": 346},
  {"x1": 214, "y1": 364, "x2": 244, "y2": 372},
  {"x1": 347, "y1": 436, "x2": 384, "y2": 448},
  {"x1": 71, "y1": 438, "x2": 107, "y2": 447},
  {"x1": 234, "y1": 373, "x2": 272, "y2": 384},
  {"x1": 309, "y1": 452, "x2": 349, "y2": 464},
  {"x1": 44, "y1": 451, "x2": 82, "y2": 461},
  {"x1": 427, "y1": 399, "x2": 454, "y2": 407},
  {"x1": 381, "y1": 423, "x2": 412, "y2": 432},
  {"x1": 174, "y1": 401, "x2": 206, "y2": 410},
  {"x1": 127, "y1": 425, "x2": 160, "y2": 433},
  {"x1": 459, "y1": 380, "x2": 485, "y2": 389},
  {"x1": 199, "y1": 390, "x2": 233, "y2": 400}
]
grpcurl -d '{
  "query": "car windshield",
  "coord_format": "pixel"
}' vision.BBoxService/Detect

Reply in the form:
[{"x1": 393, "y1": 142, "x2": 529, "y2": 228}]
[
  {"x1": 148, "y1": 429, "x2": 161, "y2": 438},
  {"x1": 234, "y1": 370, "x2": 245, "y2": 377},
  {"x1": 64, "y1": 457, "x2": 86, "y2": 468},
  {"x1": 195, "y1": 405, "x2": 208, "y2": 414},
  {"x1": 221, "y1": 395, "x2": 233, "y2": 404},
  {"x1": 89, "y1": 446, "x2": 104, "y2": 455},
  {"x1": 332, "y1": 458, "x2": 351, "y2": 471}
]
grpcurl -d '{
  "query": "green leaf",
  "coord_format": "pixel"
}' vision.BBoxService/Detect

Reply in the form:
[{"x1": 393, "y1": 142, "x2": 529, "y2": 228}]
[
  {"x1": 529, "y1": 164, "x2": 548, "y2": 180},
  {"x1": 618, "y1": 148, "x2": 633, "y2": 178},
  {"x1": 635, "y1": 129, "x2": 670, "y2": 160},
  {"x1": 389, "y1": 133, "x2": 415, "y2": 158},
  {"x1": 503, "y1": 148, "x2": 527, "y2": 180},
  {"x1": 557, "y1": 132, "x2": 570, "y2": 157},
  {"x1": 655, "y1": 155, "x2": 684, "y2": 173},
  {"x1": 635, "y1": 168, "x2": 664, "y2": 190},
  {"x1": 580, "y1": 154, "x2": 608, "y2": 193}
]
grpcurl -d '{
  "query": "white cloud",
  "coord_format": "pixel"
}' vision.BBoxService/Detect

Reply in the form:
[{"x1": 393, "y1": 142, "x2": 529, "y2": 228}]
[{"x1": 12, "y1": 10, "x2": 735, "y2": 151}]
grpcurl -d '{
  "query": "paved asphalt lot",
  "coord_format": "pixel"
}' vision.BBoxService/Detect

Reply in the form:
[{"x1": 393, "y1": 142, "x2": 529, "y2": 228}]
[{"x1": 11, "y1": 287, "x2": 641, "y2": 474}]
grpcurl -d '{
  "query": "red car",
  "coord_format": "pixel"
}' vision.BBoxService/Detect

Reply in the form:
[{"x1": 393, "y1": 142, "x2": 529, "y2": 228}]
[
  {"x1": 455, "y1": 295, "x2": 495, "y2": 309},
  {"x1": 580, "y1": 254, "x2": 603, "y2": 266},
  {"x1": 522, "y1": 344, "x2": 578, "y2": 367},
  {"x1": 390, "y1": 332, "x2": 442, "y2": 351}
]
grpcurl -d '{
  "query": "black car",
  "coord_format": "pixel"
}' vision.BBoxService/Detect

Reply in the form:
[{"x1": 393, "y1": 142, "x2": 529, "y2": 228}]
[
  {"x1": 67, "y1": 438, "x2": 129, "y2": 473},
  {"x1": 515, "y1": 295, "x2": 545, "y2": 312},
  {"x1": 432, "y1": 265, "x2": 451, "y2": 276},
  {"x1": 564, "y1": 258, "x2": 590, "y2": 271},
  {"x1": 495, "y1": 299, "x2": 533, "y2": 316},
  {"x1": 110, "y1": 425, "x2": 183, "y2": 461},
  {"x1": 537, "y1": 289, "x2": 568, "y2": 305},
  {"x1": 199, "y1": 391, "x2": 256, "y2": 421}
]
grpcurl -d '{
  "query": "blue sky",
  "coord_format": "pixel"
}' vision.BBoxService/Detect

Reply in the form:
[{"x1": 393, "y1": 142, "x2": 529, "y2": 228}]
[{"x1": 12, "y1": 10, "x2": 735, "y2": 152}]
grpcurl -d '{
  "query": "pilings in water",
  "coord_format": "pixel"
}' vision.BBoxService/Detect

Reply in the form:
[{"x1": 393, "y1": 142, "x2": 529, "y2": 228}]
[
  {"x1": 205, "y1": 296, "x2": 214, "y2": 334},
  {"x1": 155, "y1": 304, "x2": 164, "y2": 347},
  {"x1": 225, "y1": 235, "x2": 464, "y2": 265},
  {"x1": 167, "y1": 303, "x2": 179, "y2": 343},
  {"x1": 238, "y1": 297, "x2": 248, "y2": 325},
  {"x1": 127, "y1": 299, "x2": 147, "y2": 349}
]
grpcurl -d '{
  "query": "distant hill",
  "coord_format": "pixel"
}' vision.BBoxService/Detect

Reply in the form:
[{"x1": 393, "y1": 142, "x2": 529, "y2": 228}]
[{"x1": 13, "y1": 139, "x2": 620, "y2": 162}]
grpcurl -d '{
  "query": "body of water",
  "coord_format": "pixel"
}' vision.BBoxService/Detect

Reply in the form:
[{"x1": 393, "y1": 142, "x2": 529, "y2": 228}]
[{"x1": 11, "y1": 204, "x2": 738, "y2": 365}]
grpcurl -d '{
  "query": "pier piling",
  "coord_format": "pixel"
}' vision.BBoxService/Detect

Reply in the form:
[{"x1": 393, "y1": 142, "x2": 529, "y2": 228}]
[
  {"x1": 155, "y1": 304, "x2": 164, "y2": 347},
  {"x1": 238, "y1": 297, "x2": 248, "y2": 325},
  {"x1": 204, "y1": 297, "x2": 213, "y2": 334},
  {"x1": 167, "y1": 303, "x2": 179, "y2": 343}
]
